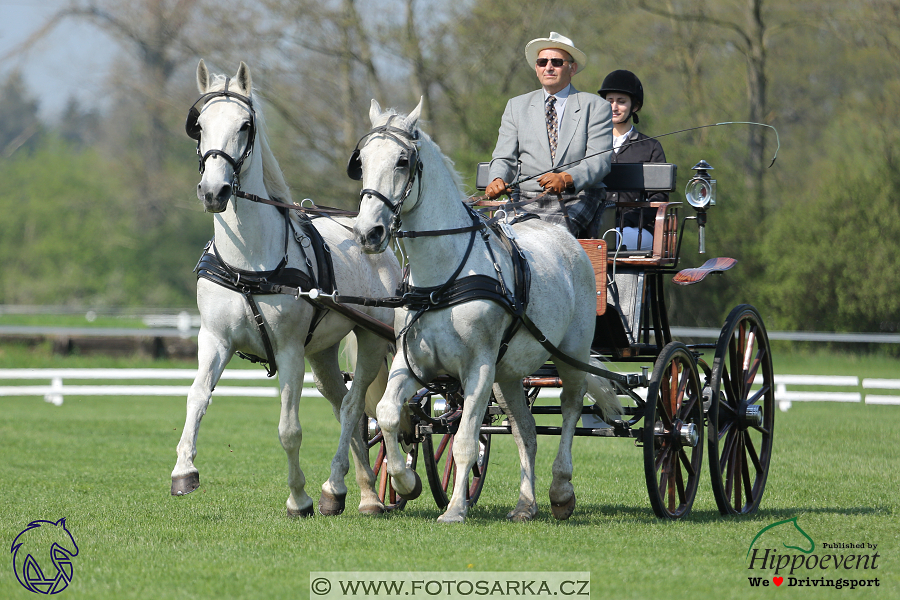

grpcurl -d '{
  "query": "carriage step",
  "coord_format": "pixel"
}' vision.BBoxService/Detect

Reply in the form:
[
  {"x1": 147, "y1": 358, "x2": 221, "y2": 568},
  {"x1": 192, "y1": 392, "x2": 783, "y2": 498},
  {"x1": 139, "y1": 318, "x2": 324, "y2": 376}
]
[{"x1": 672, "y1": 257, "x2": 737, "y2": 285}]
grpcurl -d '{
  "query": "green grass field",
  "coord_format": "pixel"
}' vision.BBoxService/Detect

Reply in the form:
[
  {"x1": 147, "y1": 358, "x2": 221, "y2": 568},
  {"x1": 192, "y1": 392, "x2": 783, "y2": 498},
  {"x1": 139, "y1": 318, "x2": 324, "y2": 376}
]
[{"x1": 1, "y1": 344, "x2": 898, "y2": 599}]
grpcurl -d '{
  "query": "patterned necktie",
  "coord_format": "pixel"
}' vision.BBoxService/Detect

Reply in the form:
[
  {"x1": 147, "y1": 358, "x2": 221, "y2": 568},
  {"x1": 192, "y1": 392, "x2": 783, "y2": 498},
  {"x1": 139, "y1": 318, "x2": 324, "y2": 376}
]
[{"x1": 546, "y1": 95, "x2": 558, "y2": 162}]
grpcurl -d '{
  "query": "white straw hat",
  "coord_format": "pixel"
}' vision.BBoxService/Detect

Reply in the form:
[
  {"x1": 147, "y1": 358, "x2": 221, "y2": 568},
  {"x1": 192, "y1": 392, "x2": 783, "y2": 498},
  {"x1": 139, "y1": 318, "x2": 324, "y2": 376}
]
[{"x1": 525, "y1": 32, "x2": 587, "y2": 71}]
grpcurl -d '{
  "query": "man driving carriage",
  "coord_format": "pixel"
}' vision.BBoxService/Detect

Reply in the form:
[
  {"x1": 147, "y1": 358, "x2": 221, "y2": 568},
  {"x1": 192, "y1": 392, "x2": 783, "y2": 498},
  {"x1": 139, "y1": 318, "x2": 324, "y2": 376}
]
[{"x1": 484, "y1": 32, "x2": 613, "y2": 238}]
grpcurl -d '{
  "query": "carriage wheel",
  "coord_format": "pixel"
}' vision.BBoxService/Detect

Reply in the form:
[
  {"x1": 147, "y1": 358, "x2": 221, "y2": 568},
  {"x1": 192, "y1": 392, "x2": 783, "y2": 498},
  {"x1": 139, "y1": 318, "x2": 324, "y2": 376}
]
[
  {"x1": 707, "y1": 304, "x2": 774, "y2": 515},
  {"x1": 421, "y1": 396, "x2": 491, "y2": 510},
  {"x1": 365, "y1": 418, "x2": 418, "y2": 512},
  {"x1": 643, "y1": 342, "x2": 704, "y2": 520}
]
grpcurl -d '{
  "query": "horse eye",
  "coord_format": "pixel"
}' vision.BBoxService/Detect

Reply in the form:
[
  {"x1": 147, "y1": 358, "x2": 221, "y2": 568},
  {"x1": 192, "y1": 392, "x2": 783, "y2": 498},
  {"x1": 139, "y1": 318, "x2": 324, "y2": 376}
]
[
  {"x1": 240, "y1": 121, "x2": 251, "y2": 131},
  {"x1": 396, "y1": 157, "x2": 409, "y2": 169}
]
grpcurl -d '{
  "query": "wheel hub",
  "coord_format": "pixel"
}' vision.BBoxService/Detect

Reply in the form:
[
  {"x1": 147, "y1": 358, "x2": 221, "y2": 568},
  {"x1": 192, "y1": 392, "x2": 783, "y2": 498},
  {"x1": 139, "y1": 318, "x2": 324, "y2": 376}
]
[
  {"x1": 741, "y1": 404, "x2": 763, "y2": 429},
  {"x1": 653, "y1": 420, "x2": 700, "y2": 448}
]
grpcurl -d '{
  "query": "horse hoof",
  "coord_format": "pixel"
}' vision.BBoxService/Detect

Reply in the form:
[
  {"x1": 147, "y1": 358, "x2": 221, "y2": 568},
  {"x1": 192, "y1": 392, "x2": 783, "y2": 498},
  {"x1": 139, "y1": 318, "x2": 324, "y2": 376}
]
[
  {"x1": 171, "y1": 472, "x2": 200, "y2": 496},
  {"x1": 287, "y1": 504, "x2": 315, "y2": 518},
  {"x1": 506, "y1": 506, "x2": 537, "y2": 522},
  {"x1": 358, "y1": 504, "x2": 386, "y2": 516},
  {"x1": 550, "y1": 495, "x2": 576, "y2": 520},
  {"x1": 436, "y1": 513, "x2": 465, "y2": 524},
  {"x1": 318, "y1": 491, "x2": 347, "y2": 516},
  {"x1": 398, "y1": 471, "x2": 422, "y2": 501}
]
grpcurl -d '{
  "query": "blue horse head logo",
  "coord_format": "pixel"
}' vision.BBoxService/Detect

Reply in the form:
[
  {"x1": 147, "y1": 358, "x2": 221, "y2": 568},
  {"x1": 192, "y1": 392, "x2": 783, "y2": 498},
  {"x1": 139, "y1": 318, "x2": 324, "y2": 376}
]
[{"x1": 11, "y1": 518, "x2": 79, "y2": 594}]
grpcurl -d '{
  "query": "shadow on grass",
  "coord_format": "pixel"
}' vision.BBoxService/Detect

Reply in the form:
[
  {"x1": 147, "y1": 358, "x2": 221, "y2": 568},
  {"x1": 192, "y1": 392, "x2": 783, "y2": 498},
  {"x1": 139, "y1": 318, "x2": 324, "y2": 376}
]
[{"x1": 375, "y1": 501, "x2": 894, "y2": 526}]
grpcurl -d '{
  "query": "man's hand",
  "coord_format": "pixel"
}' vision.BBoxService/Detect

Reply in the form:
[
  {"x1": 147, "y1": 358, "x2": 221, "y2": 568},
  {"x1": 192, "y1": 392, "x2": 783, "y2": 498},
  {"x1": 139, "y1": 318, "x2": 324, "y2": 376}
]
[
  {"x1": 537, "y1": 171, "x2": 574, "y2": 195},
  {"x1": 485, "y1": 178, "x2": 511, "y2": 199}
]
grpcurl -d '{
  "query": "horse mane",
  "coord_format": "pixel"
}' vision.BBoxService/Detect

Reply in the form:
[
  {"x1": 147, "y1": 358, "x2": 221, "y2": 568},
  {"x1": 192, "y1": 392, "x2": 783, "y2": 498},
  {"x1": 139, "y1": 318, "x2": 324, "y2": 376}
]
[
  {"x1": 378, "y1": 107, "x2": 466, "y2": 200},
  {"x1": 206, "y1": 73, "x2": 293, "y2": 204}
]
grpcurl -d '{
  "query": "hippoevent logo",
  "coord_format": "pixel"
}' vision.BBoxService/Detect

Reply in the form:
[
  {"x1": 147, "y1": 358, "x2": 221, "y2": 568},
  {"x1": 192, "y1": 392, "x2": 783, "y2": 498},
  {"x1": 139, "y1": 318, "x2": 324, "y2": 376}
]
[
  {"x1": 746, "y1": 517, "x2": 880, "y2": 590},
  {"x1": 10, "y1": 519, "x2": 79, "y2": 594}
]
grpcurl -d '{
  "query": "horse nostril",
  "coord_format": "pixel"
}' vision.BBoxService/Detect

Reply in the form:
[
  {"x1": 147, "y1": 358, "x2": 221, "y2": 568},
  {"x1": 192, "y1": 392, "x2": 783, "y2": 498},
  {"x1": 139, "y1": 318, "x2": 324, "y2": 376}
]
[
  {"x1": 218, "y1": 184, "x2": 233, "y2": 202},
  {"x1": 367, "y1": 226, "x2": 385, "y2": 247}
]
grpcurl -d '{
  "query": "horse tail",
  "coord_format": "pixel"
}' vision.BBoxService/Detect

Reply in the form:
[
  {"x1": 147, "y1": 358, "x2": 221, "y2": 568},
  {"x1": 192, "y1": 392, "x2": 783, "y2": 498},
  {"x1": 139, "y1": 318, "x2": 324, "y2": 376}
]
[{"x1": 585, "y1": 358, "x2": 622, "y2": 422}]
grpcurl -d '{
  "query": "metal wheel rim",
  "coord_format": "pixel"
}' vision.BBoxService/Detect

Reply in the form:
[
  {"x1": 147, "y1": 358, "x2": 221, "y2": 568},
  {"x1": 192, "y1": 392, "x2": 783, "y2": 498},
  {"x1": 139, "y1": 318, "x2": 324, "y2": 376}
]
[
  {"x1": 708, "y1": 304, "x2": 774, "y2": 515},
  {"x1": 643, "y1": 342, "x2": 704, "y2": 520}
]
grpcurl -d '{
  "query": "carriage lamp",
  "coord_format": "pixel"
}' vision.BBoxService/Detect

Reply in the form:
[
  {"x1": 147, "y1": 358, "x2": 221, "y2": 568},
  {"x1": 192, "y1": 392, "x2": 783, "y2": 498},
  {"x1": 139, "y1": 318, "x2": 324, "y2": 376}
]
[
  {"x1": 684, "y1": 160, "x2": 716, "y2": 253},
  {"x1": 685, "y1": 160, "x2": 716, "y2": 209}
]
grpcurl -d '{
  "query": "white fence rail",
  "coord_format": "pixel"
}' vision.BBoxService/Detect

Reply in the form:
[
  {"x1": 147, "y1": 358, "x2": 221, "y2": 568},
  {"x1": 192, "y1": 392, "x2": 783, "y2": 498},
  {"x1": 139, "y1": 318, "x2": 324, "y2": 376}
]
[
  {"x1": 0, "y1": 368, "x2": 320, "y2": 406},
  {"x1": 1, "y1": 369, "x2": 898, "y2": 409},
  {"x1": 750, "y1": 374, "x2": 900, "y2": 411}
]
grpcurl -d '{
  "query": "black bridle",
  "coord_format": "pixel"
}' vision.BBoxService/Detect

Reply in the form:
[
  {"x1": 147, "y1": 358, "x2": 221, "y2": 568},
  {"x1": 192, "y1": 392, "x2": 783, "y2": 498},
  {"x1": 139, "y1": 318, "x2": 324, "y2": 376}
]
[
  {"x1": 347, "y1": 115, "x2": 423, "y2": 234},
  {"x1": 185, "y1": 77, "x2": 257, "y2": 194}
]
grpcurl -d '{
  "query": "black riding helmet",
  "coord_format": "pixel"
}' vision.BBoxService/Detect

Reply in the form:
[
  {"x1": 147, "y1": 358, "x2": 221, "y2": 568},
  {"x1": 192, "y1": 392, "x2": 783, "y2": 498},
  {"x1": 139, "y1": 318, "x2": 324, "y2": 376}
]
[{"x1": 599, "y1": 69, "x2": 644, "y2": 124}]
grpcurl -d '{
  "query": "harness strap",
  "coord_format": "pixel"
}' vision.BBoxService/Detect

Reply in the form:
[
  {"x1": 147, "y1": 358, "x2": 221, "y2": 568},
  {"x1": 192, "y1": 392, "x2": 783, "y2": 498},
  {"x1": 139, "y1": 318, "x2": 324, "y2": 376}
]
[
  {"x1": 193, "y1": 210, "x2": 340, "y2": 376},
  {"x1": 242, "y1": 294, "x2": 279, "y2": 377},
  {"x1": 234, "y1": 190, "x2": 359, "y2": 218},
  {"x1": 399, "y1": 274, "x2": 508, "y2": 311},
  {"x1": 394, "y1": 222, "x2": 485, "y2": 239}
]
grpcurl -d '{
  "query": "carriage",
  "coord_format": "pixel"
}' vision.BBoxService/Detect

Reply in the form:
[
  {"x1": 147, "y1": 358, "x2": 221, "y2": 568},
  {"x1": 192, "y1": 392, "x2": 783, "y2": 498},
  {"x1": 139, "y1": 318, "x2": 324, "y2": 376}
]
[
  {"x1": 178, "y1": 62, "x2": 773, "y2": 522},
  {"x1": 363, "y1": 157, "x2": 775, "y2": 521}
]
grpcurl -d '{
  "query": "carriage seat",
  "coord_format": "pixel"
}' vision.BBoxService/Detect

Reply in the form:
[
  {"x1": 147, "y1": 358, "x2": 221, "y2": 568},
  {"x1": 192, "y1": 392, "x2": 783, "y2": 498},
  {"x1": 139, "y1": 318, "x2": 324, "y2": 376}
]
[{"x1": 593, "y1": 163, "x2": 679, "y2": 266}]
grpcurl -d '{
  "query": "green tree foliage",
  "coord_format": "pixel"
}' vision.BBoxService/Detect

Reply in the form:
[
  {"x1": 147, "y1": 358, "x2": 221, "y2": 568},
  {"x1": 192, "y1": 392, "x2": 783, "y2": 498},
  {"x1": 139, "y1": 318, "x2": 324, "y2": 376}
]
[
  {"x1": 761, "y1": 157, "x2": 900, "y2": 333},
  {"x1": 0, "y1": 138, "x2": 210, "y2": 306},
  {"x1": 760, "y1": 76, "x2": 900, "y2": 334}
]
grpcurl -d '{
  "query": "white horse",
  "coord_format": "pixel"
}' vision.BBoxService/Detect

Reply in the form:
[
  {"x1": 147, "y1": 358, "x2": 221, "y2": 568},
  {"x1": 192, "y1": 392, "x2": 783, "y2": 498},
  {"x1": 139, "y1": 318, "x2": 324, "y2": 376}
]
[
  {"x1": 353, "y1": 99, "x2": 618, "y2": 523},
  {"x1": 171, "y1": 60, "x2": 401, "y2": 517}
]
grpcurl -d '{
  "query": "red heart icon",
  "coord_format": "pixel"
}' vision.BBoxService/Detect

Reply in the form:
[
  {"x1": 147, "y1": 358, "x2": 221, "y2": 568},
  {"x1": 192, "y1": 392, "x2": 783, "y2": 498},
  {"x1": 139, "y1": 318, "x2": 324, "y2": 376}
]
[{"x1": 773, "y1": 577, "x2": 783, "y2": 586}]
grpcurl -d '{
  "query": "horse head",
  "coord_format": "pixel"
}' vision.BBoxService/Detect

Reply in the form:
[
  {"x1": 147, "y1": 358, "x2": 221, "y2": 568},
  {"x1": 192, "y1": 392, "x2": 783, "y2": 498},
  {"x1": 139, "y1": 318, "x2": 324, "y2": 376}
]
[
  {"x1": 352, "y1": 98, "x2": 424, "y2": 253},
  {"x1": 189, "y1": 59, "x2": 257, "y2": 213}
]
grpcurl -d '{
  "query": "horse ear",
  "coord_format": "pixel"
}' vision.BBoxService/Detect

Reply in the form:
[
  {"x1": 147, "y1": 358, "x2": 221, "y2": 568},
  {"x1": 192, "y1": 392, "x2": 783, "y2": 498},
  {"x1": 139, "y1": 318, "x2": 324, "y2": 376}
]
[
  {"x1": 197, "y1": 59, "x2": 210, "y2": 93},
  {"x1": 235, "y1": 61, "x2": 252, "y2": 95},
  {"x1": 369, "y1": 99, "x2": 383, "y2": 125},
  {"x1": 407, "y1": 96, "x2": 424, "y2": 129}
]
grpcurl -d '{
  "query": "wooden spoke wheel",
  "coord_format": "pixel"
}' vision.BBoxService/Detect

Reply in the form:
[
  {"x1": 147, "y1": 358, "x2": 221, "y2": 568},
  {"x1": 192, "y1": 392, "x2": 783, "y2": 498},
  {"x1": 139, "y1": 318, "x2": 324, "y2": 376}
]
[
  {"x1": 707, "y1": 304, "x2": 774, "y2": 515},
  {"x1": 643, "y1": 342, "x2": 704, "y2": 520},
  {"x1": 365, "y1": 418, "x2": 418, "y2": 511},
  {"x1": 421, "y1": 395, "x2": 491, "y2": 509}
]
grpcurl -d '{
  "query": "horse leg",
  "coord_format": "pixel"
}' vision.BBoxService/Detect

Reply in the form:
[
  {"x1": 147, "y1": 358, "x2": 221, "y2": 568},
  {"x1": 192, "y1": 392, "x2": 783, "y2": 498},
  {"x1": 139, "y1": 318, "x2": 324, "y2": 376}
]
[
  {"x1": 171, "y1": 330, "x2": 230, "y2": 495},
  {"x1": 492, "y1": 380, "x2": 539, "y2": 522},
  {"x1": 437, "y1": 368, "x2": 495, "y2": 524},
  {"x1": 276, "y1": 353, "x2": 315, "y2": 517},
  {"x1": 308, "y1": 339, "x2": 383, "y2": 516},
  {"x1": 345, "y1": 330, "x2": 394, "y2": 515},
  {"x1": 548, "y1": 363, "x2": 588, "y2": 520},
  {"x1": 375, "y1": 351, "x2": 422, "y2": 500}
]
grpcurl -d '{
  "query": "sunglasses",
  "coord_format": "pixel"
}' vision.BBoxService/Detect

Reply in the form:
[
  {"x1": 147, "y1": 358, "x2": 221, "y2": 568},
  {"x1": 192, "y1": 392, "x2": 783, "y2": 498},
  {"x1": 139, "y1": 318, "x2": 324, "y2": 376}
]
[{"x1": 536, "y1": 57, "x2": 571, "y2": 68}]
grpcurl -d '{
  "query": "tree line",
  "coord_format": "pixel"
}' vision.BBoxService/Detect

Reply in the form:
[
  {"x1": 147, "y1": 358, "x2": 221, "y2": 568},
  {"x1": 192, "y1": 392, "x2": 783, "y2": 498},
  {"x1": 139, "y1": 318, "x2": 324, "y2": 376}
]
[{"x1": 1, "y1": 0, "x2": 899, "y2": 339}]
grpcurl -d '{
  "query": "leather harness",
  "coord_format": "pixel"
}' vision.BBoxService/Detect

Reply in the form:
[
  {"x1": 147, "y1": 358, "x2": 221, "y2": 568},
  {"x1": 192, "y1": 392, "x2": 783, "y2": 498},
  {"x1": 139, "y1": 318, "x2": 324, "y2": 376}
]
[{"x1": 195, "y1": 209, "x2": 335, "y2": 377}]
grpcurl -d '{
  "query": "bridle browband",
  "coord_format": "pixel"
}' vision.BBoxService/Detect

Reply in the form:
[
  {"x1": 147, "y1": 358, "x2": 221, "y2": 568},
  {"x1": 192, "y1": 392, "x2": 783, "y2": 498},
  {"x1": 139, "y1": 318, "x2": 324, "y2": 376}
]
[
  {"x1": 185, "y1": 77, "x2": 257, "y2": 194},
  {"x1": 347, "y1": 115, "x2": 424, "y2": 234}
]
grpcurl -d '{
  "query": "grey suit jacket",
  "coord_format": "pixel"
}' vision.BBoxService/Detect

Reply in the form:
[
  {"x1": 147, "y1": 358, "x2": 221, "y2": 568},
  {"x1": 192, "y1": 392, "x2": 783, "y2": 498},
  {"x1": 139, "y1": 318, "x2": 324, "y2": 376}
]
[{"x1": 488, "y1": 86, "x2": 613, "y2": 195}]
